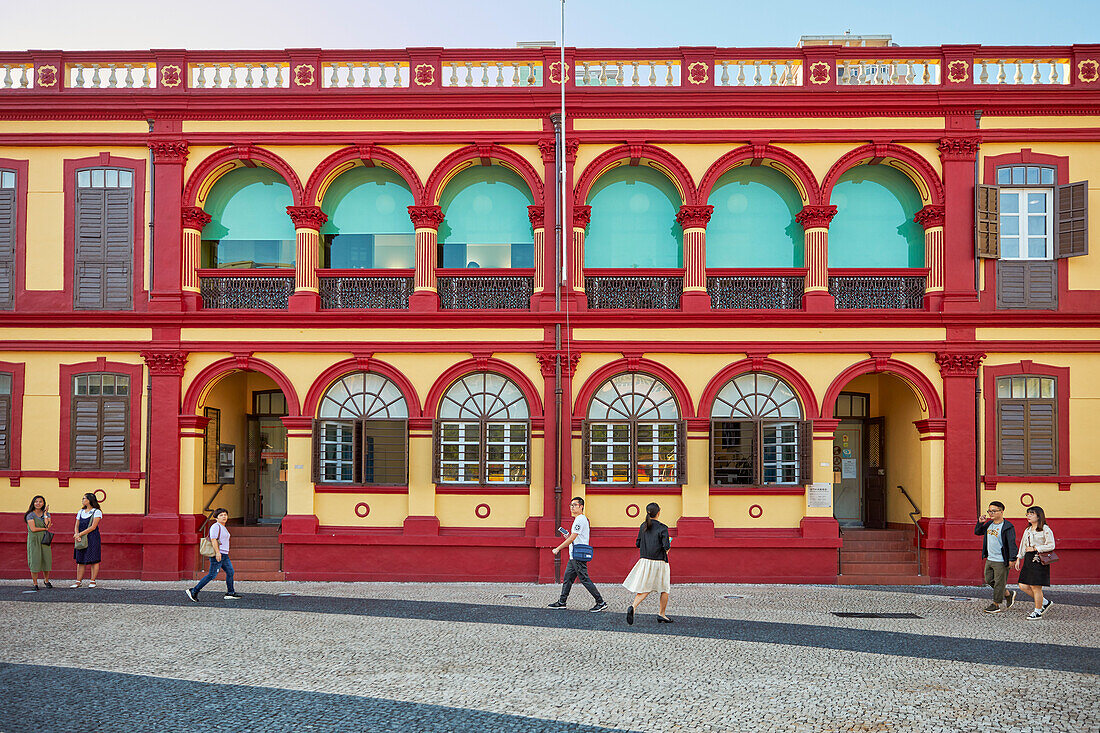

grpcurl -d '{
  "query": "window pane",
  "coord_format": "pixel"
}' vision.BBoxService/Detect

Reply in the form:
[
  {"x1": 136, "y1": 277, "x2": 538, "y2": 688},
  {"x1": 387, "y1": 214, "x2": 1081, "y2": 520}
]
[
  {"x1": 119, "y1": 170, "x2": 133, "y2": 188},
  {"x1": 999, "y1": 192, "x2": 1018, "y2": 214},
  {"x1": 116, "y1": 376, "x2": 129, "y2": 395},
  {"x1": 1027, "y1": 238, "x2": 1047, "y2": 259},
  {"x1": 77, "y1": 170, "x2": 91, "y2": 187},
  {"x1": 1027, "y1": 216, "x2": 1046, "y2": 235},
  {"x1": 105, "y1": 169, "x2": 119, "y2": 188},
  {"x1": 362, "y1": 419, "x2": 407, "y2": 485},
  {"x1": 0, "y1": 171, "x2": 13, "y2": 188},
  {"x1": 1040, "y1": 378, "x2": 1055, "y2": 399},
  {"x1": 1011, "y1": 377, "x2": 1025, "y2": 399},
  {"x1": 1026, "y1": 167, "x2": 1040, "y2": 185},
  {"x1": 589, "y1": 421, "x2": 632, "y2": 484},
  {"x1": 1011, "y1": 166, "x2": 1025, "y2": 184},
  {"x1": 1000, "y1": 237, "x2": 1020, "y2": 259},
  {"x1": 996, "y1": 377, "x2": 1011, "y2": 399},
  {"x1": 0, "y1": 373, "x2": 9, "y2": 394},
  {"x1": 91, "y1": 169, "x2": 105, "y2": 187},
  {"x1": 101, "y1": 374, "x2": 116, "y2": 396},
  {"x1": 1000, "y1": 216, "x2": 1019, "y2": 236},
  {"x1": 996, "y1": 168, "x2": 1011, "y2": 185},
  {"x1": 1025, "y1": 377, "x2": 1040, "y2": 399},
  {"x1": 1027, "y1": 193, "x2": 1046, "y2": 213},
  {"x1": 1040, "y1": 168, "x2": 1054, "y2": 185}
]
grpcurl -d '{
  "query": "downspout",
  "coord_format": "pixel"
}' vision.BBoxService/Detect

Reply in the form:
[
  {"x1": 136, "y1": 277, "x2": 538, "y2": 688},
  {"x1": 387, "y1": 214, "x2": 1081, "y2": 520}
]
[
  {"x1": 973, "y1": 110, "x2": 982, "y2": 517},
  {"x1": 144, "y1": 119, "x2": 155, "y2": 515},
  {"x1": 552, "y1": 111, "x2": 564, "y2": 584}
]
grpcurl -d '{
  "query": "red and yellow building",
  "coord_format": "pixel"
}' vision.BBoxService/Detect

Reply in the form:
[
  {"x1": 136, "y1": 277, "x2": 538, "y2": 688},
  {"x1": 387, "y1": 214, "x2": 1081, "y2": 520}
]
[{"x1": 1, "y1": 43, "x2": 1098, "y2": 584}]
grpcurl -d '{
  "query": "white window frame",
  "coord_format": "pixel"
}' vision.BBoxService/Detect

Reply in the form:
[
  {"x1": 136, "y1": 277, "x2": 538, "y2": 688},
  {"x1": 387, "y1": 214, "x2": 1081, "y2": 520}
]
[{"x1": 998, "y1": 188, "x2": 1053, "y2": 261}]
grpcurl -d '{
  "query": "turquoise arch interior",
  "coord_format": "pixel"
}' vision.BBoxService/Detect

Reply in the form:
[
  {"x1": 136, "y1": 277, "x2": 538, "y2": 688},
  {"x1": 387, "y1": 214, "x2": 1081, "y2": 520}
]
[
  {"x1": 828, "y1": 164, "x2": 924, "y2": 268},
  {"x1": 438, "y1": 165, "x2": 534, "y2": 268},
  {"x1": 320, "y1": 166, "x2": 416, "y2": 269},
  {"x1": 201, "y1": 167, "x2": 296, "y2": 268},
  {"x1": 585, "y1": 165, "x2": 683, "y2": 268},
  {"x1": 705, "y1": 166, "x2": 804, "y2": 267}
]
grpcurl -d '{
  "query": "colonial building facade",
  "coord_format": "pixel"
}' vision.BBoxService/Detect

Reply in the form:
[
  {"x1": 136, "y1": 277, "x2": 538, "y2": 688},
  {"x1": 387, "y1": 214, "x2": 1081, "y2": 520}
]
[{"x1": 1, "y1": 44, "x2": 1098, "y2": 584}]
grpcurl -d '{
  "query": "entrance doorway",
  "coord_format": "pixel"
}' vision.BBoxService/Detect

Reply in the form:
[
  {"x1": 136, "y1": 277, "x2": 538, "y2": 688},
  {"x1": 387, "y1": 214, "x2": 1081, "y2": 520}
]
[
  {"x1": 245, "y1": 390, "x2": 288, "y2": 525},
  {"x1": 832, "y1": 392, "x2": 887, "y2": 529}
]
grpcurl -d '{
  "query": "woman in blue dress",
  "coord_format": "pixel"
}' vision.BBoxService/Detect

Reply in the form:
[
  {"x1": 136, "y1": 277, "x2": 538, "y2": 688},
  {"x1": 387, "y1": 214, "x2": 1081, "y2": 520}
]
[{"x1": 71, "y1": 493, "x2": 103, "y2": 588}]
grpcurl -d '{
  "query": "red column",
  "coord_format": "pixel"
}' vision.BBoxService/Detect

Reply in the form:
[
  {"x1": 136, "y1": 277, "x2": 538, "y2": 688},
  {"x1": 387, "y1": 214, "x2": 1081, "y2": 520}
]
[
  {"x1": 935, "y1": 351, "x2": 986, "y2": 584},
  {"x1": 408, "y1": 205, "x2": 444, "y2": 312},
  {"x1": 915, "y1": 204, "x2": 946, "y2": 311},
  {"x1": 795, "y1": 205, "x2": 837, "y2": 312},
  {"x1": 180, "y1": 207, "x2": 210, "y2": 311},
  {"x1": 677, "y1": 205, "x2": 713, "y2": 312},
  {"x1": 286, "y1": 205, "x2": 327, "y2": 312},
  {"x1": 528, "y1": 205, "x2": 545, "y2": 308},
  {"x1": 148, "y1": 140, "x2": 188, "y2": 312},
  {"x1": 140, "y1": 349, "x2": 188, "y2": 580},
  {"x1": 938, "y1": 136, "x2": 981, "y2": 311},
  {"x1": 571, "y1": 205, "x2": 590, "y2": 310},
  {"x1": 536, "y1": 136, "x2": 579, "y2": 312}
]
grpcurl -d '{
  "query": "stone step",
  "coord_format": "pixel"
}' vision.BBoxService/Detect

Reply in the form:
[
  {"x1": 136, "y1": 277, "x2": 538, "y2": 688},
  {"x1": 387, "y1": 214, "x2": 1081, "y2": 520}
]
[
  {"x1": 229, "y1": 547, "x2": 281, "y2": 561},
  {"x1": 228, "y1": 558, "x2": 283, "y2": 573},
  {"x1": 192, "y1": 570, "x2": 286, "y2": 582},
  {"x1": 841, "y1": 541, "x2": 913, "y2": 554},
  {"x1": 837, "y1": 573, "x2": 931, "y2": 585},
  {"x1": 839, "y1": 550, "x2": 916, "y2": 563},
  {"x1": 224, "y1": 525, "x2": 281, "y2": 536},
  {"x1": 840, "y1": 529, "x2": 911, "y2": 539},
  {"x1": 221, "y1": 535, "x2": 280, "y2": 548},
  {"x1": 841, "y1": 561, "x2": 922, "y2": 575}
]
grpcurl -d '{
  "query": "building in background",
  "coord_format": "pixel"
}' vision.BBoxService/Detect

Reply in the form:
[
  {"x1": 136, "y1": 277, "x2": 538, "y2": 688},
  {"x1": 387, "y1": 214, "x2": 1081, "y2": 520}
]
[{"x1": 0, "y1": 42, "x2": 1098, "y2": 584}]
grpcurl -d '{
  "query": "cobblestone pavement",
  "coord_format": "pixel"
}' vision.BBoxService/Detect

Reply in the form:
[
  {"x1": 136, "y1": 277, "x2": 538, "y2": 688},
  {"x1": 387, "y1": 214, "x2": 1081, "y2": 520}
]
[{"x1": 1, "y1": 581, "x2": 1097, "y2": 733}]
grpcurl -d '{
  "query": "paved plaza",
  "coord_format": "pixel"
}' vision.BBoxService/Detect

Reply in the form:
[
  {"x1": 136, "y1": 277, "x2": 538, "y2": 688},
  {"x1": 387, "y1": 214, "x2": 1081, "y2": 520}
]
[{"x1": 1, "y1": 580, "x2": 1097, "y2": 732}]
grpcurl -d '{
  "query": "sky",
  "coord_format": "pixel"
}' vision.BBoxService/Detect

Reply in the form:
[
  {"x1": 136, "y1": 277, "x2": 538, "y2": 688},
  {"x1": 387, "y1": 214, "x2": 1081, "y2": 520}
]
[{"x1": 1, "y1": 0, "x2": 1098, "y2": 51}]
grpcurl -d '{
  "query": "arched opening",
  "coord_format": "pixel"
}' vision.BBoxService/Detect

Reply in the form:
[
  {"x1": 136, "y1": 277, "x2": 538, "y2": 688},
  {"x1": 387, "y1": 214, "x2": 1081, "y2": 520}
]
[
  {"x1": 706, "y1": 166, "x2": 804, "y2": 267},
  {"x1": 828, "y1": 165, "x2": 924, "y2": 268},
  {"x1": 319, "y1": 166, "x2": 416, "y2": 269},
  {"x1": 585, "y1": 166, "x2": 683, "y2": 268},
  {"x1": 435, "y1": 372, "x2": 530, "y2": 484},
  {"x1": 437, "y1": 166, "x2": 534, "y2": 269},
  {"x1": 316, "y1": 371, "x2": 409, "y2": 485},
  {"x1": 201, "y1": 167, "x2": 295, "y2": 269}
]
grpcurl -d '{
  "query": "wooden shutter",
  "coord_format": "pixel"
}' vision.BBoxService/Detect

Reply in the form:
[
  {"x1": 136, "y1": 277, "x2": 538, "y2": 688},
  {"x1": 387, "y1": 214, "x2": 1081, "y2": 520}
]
[
  {"x1": 104, "y1": 188, "x2": 133, "y2": 309},
  {"x1": 99, "y1": 397, "x2": 129, "y2": 469},
  {"x1": 710, "y1": 420, "x2": 755, "y2": 486},
  {"x1": 975, "y1": 184, "x2": 1000, "y2": 259},
  {"x1": 0, "y1": 395, "x2": 9, "y2": 469},
  {"x1": 996, "y1": 400, "x2": 1027, "y2": 475},
  {"x1": 798, "y1": 420, "x2": 814, "y2": 485},
  {"x1": 1054, "y1": 181, "x2": 1088, "y2": 259},
  {"x1": 431, "y1": 419, "x2": 442, "y2": 483},
  {"x1": 0, "y1": 188, "x2": 15, "y2": 309},
  {"x1": 75, "y1": 187, "x2": 105, "y2": 309},
  {"x1": 310, "y1": 418, "x2": 321, "y2": 484},
  {"x1": 1026, "y1": 401, "x2": 1057, "y2": 475},
  {"x1": 674, "y1": 420, "x2": 687, "y2": 484},
  {"x1": 997, "y1": 261, "x2": 1057, "y2": 310},
  {"x1": 580, "y1": 420, "x2": 591, "y2": 485},
  {"x1": 71, "y1": 397, "x2": 102, "y2": 470}
]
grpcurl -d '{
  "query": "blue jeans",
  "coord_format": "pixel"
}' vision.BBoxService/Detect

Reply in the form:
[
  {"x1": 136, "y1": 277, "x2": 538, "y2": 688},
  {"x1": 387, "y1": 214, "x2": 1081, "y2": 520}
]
[{"x1": 192, "y1": 555, "x2": 235, "y2": 595}]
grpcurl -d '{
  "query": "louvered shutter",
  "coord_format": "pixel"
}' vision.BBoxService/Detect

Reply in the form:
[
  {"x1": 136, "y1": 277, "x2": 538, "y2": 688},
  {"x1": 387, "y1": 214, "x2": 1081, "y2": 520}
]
[
  {"x1": 996, "y1": 400, "x2": 1027, "y2": 475},
  {"x1": 581, "y1": 420, "x2": 591, "y2": 485},
  {"x1": 75, "y1": 187, "x2": 106, "y2": 309},
  {"x1": 99, "y1": 397, "x2": 129, "y2": 469},
  {"x1": 798, "y1": 420, "x2": 814, "y2": 485},
  {"x1": 0, "y1": 395, "x2": 9, "y2": 468},
  {"x1": 996, "y1": 261, "x2": 1026, "y2": 308},
  {"x1": 431, "y1": 419, "x2": 442, "y2": 483},
  {"x1": 1025, "y1": 261, "x2": 1058, "y2": 310},
  {"x1": 71, "y1": 397, "x2": 102, "y2": 470},
  {"x1": 0, "y1": 188, "x2": 15, "y2": 309},
  {"x1": 311, "y1": 418, "x2": 321, "y2": 484},
  {"x1": 1054, "y1": 181, "x2": 1088, "y2": 259},
  {"x1": 976, "y1": 184, "x2": 1000, "y2": 259},
  {"x1": 674, "y1": 421, "x2": 687, "y2": 484},
  {"x1": 103, "y1": 188, "x2": 132, "y2": 309},
  {"x1": 1026, "y1": 401, "x2": 1057, "y2": 475}
]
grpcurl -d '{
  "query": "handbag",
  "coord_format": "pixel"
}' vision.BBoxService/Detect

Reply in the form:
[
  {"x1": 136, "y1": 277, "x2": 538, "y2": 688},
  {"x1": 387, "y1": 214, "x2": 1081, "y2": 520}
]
[
  {"x1": 572, "y1": 543, "x2": 594, "y2": 562},
  {"x1": 41, "y1": 530, "x2": 54, "y2": 546},
  {"x1": 1037, "y1": 551, "x2": 1059, "y2": 565},
  {"x1": 74, "y1": 534, "x2": 88, "y2": 550},
  {"x1": 199, "y1": 537, "x2": 216, "y2": 557}
]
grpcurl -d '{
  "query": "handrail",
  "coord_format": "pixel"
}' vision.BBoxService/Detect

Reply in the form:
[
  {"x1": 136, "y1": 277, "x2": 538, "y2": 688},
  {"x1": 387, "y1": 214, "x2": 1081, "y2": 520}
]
[
  {"x1": 897, "y1": 484, "x2": 925, "y2": 576},
  {"x1": 199, "y1": 482, "x2": 229, "y2": 536}
]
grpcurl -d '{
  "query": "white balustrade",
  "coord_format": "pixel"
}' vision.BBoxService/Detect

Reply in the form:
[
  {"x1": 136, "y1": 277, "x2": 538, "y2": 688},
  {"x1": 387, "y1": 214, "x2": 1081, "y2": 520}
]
[
  {"x1": 575, "y1": 60, "x2": 679, "y2": 86},
  {"x1": 715, "y1": 60, "x2": 801, "y2": 86},
  {"x1": 321, "y1": 61, "x2": 410, "y2": 88},
  {"x1": 68, "y1": 62, "x2": 157, "y2": 89},
  {"x1": 835, "y1": 60, "x2": 940, "y2": 85},
  {"x1": 189, "y1": 62, "x2": 290, "y2": 89},
  {"x1": 0, "y1": 63, "x2": 34, "y2": 89},
  {"x1": 442, "y1": 60, "x2": 541, "y2": 87},
  {"x1": 974, "y1": 59, "x2": 1069, "y2": 85}
]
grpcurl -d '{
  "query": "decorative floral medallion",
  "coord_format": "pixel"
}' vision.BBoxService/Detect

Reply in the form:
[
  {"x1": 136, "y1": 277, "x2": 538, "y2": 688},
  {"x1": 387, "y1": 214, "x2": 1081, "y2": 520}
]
[
  {"x1": 687, "y1": 61, "x2": 709, "y2": 85},
  {"x1": 946, "y1": 60, "x2": 969, "y2": 83},
  {"x1": 548, "y1": 61, "x2": 569, "y2": 85},
  {"x1": 414, "y1": 64, "x2": 435, "y2": 86},
  {"x1": 1078, "y1": 59, "x2": 1099, "y2": 84},
  {"x1": 36, "y1": 65, "x2": 57, "y2": 88},
  {"x1": 809, "y1": 61, "x2": 830, "y2": 85},
  {"x1": 293, "y1": 64, "x2": 314, "y2": 87},
  {"x1": 160, "y1": 64, "x2": 182, "y2": 88}
]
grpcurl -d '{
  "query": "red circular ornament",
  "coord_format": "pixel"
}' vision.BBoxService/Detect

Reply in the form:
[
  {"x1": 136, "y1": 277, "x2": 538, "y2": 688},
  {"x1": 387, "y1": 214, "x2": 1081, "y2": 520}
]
[
  {"x1": 1020, "y1": 493, "x2": 1034, "y2": 508},
  {"x1": 475, "y1": 503, "x2": 491, "y2": 519},
  {"x1": 748, "y1": 504, "x2": 763, "y2": 518},
  {"x1": 354, "y1": 502, "x2": 370, "y2": 518},
  {"x1": 94, "y1": 489, "x2": 107, "y2": 502},
  {"x1": 626, "y1": 504, "x2": 640, "y2": 518}
]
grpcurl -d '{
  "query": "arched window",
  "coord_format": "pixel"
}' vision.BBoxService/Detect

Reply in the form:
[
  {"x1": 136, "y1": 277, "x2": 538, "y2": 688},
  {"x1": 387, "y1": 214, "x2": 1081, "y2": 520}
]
[
  {"x1": 583, "y1": 373, "x2": 684, "y2": 485},
  {"x1": 710, "y1": 372, "x2": 809, "y2": 486},
  {"x1": 201, "y1": 167, "x2": 295, "y2": 269},
  {"x1": 315, "y1": 372, "x2": 408, "y2": 485},
  {"x1": 706, "y1": 166, "x2": 804, "y2": 267},
  {"x1": 320, "y1": 166, "x2": 416, "y2": 269},
  {"x1": 829, "y1": 165, "x2": 923, "y2": 268},
  {"x1": 585, "y1": 167, "x2": 683, "y2": 268},
  {"x1": 434, "y1": 372, "x2": 530, "y2": 484},
  {"x1": 438, "y1": 166, "x2": 534, "y2": 268}
]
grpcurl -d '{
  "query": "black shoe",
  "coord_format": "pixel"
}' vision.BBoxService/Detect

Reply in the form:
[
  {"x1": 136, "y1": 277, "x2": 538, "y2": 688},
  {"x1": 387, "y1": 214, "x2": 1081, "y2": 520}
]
[
  {"x1": 589, "y1": 601, "x2": 608, "y2": 613},
  {"x1": 29, "y1": 586, "x2": 38, "y2": 592},
  {"x1": 185, "y1": 589, "x2": 198, "y2": 602},
  {"x1": 547, "y1": 600, "x2": 567, "y2": 608},
  {"x1": 626, "y1": 607, "x2": 634, "y2": 625},
  {"x1": 657, "y1": 616, "x2": 674, "y2": 623},
  {"x1": 1004, "y1": 590, "x2": 1016, "y2": 609},
  {"x1": 224, "y1": 593, "x2": 241, "y2": 600},
  {"x1": 43, "y1": 581, "x2": 53, "y2": 589}
]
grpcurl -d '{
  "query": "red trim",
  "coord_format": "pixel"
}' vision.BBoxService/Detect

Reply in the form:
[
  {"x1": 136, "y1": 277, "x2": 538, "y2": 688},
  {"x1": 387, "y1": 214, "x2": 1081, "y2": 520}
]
[
  {"x1": 0, "y1": 361, "x2": 26, "y2": 475},
  {"x1": 574, "y1": 143, "x2": 697, "y2": 206},
  {"x1": 820, "y1": 143, "x2": 944, "y2": 206},
  {"x1": 698, "y1": 357, "x2": 821, "y2": 420},
  {"x1": 196, "y1": 268, "x2": 295, "y2": 277},
  {"x1": 572, "y1": 357, "x2": 696, "y2": 419},
  {"x1": 0, "y1": 158, "x2": 28, "y2": 311},
  {"x1": 829, "y1": 267, "x2": 930, "y2": 276},
  {"x1": 705, "y1": 267, "x2": 807, "y2": 277},
  {"x1": 58, "y1": 358, "x2": 143, "y2": 476},
  {"x1": 697, "y1": 144, "x2": 821, "y2": 206},
  {"x1": 436, "y1": 268, "x2": 536, "y2": 276},
  {"x1": 183, "y1": 145, "x2": 304, "y2": 207},
  {"x1": 436, "y1": 485, "x2": 530, "y2": 495},
  {"x1": 303, "y1": 145, "x2": 425, "y2": 206},
  {"x1": 983, "y1": 149, "x2": 1070, "y2": 186},
  {"x1": 59, "y1": 153, "x2": 147, "y2": 312},
  {"x1": 422, "y1": 357, "x2": 544, "y2": 418},
  {"x1": 982, "y1": 361, "x2": 1071, "y2": 478},
  {"x1": 181, "y1": 356, "x2": 302, "y2": 416},
  {"x1": 314, "y1": 485, "x2": 409, "y2": 493},
  {"x1": 302, "y1": 356, "x2": 423, "y2": 418},
  {"x1": 583, "y1": 267, "x2": 686, "y2": 276},
  {"x1": 821, "y1": 357, "x2": 944, "y2": 419},
  {"x1": 423, "y1": 144, "x2": 543, "y2": 206},
  {"x1": 584, "y1": 486, "x2": 683, "y2": 495},
  {"x1": 317, "y1": 268, "x2": 414, "y2": 278},
  {"x1": 709, "y1": 486, "x2": 805, "y2": 495}
]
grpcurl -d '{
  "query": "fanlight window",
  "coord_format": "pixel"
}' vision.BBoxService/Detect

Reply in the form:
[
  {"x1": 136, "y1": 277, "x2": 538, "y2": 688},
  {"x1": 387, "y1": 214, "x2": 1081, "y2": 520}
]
[
  {"x1": 710, "y1": 372, "x2": 808, "y2": 486},
  {"x1": 435, "y1": 372, "x2": 530, "y2": 485},
  {"x1": 584, "y1": 373, "x2": 683, "y2": 485},
  {"x1": 315, "y1": 372, "x2": 408, "y2": 485}
]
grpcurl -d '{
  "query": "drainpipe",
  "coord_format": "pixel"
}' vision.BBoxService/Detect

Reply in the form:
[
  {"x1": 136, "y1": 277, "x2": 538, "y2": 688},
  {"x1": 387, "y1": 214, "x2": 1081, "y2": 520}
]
[
  {"x1": 552, "y1": 111, "x2": 564, "y2": 584},
  {"x1": 144, "y1": 119, "x2": 155, "y2": 515},
  {"x1": 973, "y1": 110, "x2": 982, "y2": 517}
]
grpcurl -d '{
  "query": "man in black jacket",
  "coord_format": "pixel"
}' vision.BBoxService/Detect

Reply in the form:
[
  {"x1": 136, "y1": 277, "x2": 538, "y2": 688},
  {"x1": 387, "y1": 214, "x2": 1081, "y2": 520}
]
[{"x1": 974, "y1": 501, "x2": 1018, "y2": 614}]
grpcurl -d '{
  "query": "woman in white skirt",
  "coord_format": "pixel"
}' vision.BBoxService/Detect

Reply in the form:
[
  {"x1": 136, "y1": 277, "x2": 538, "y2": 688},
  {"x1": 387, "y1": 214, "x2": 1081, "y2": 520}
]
[{"x1": 623, "y1": 502, "x2": 672, "y2": 624}]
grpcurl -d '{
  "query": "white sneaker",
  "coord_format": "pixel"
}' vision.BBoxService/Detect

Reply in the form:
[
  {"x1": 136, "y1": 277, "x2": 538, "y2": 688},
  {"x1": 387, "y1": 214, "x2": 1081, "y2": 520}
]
[
  {"x1": 1041, "y1": 599, "x2": 1053, "y2": 615},
  {"x1": 1026, "y1": 610, "x2": 1043, "y2": 621},
  {"x1": 69, "y1": 582, "x2": 82, "y2": 588}
]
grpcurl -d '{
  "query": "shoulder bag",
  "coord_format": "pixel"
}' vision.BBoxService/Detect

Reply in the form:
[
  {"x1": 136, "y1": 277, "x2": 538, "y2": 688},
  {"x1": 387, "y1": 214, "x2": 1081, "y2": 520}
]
[
  {"x1": 74, "y1": 512, "x2": 91, "y2": 550},
  {"x1": 1037, "y1": 551, "x2": 1059, "y2": 565},
  {"x1": 41, "y1": 530, "x2": 54, "y2": 546},
  {"x1": 572, "y1": 543, "x2": 594, "y2": 562},
  {"x1": 199, "y1": 524, "x2": 217, "y2": 557}
]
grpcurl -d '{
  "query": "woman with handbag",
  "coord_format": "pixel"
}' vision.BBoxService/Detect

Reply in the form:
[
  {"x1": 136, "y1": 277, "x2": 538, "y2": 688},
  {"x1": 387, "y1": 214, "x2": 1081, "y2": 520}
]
[
  {"x1": 622, "y1": 502, "x2": 673, "y2": 624},
  {"x1": 25, "y1": 495, "x2": 53, "y2": 591},
  {"x1": 71, "y1": 493, "x2": 103, "y2": 588},
  {"x1": 1015, "y1": 505, "x2": 1056, "y2": 620},
  {"x1": 186, "y1": 508, "x2": 240, "y2": 601}
]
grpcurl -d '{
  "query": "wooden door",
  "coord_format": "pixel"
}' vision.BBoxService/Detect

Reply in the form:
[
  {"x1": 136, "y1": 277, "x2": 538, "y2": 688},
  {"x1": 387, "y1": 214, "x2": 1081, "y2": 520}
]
[
  {"x1": 864, "y1": 417, "x2": 886, "y2": 529},
  {"x1": 245, "y1": 417, "x2": 260, "y2": 524}
]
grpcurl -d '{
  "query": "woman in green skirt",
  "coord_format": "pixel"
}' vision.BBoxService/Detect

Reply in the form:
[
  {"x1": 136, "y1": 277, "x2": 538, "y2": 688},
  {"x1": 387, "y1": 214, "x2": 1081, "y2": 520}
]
[{"x1": 26, "y1": 495, "x2": 53, "y2": 591}]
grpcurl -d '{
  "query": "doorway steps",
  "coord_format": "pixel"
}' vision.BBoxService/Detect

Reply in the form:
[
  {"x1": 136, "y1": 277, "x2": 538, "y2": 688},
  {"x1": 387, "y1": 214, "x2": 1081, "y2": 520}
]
[
  {"x1": 837, "y1": 528, "x2": 929, "y2": 585},
  {"x1": 193, "y1": 525, "x2": 284, "y2": 581}
]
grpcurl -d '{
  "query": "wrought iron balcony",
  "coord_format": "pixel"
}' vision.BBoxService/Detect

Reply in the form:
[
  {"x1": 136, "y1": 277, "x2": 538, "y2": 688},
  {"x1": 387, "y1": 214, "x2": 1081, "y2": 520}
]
[
  {"x1": 829, "y1": 273, "x2": 926, "y2": 310},
  {"x1": 318, "y1": 271, "x2": 413, "y2": 309},
  {"x1": 585, "y1": 273, "x2": 683, "y2": 310},
  {"x1": 199, "y1": 271, "x2": 293, "y2": 309},
  {"x1": 707, "y1": 273, "x2": 805, "y2": 310},
  {"x1": 436, "y1": 272, "x2": 533, "y2": 310}
]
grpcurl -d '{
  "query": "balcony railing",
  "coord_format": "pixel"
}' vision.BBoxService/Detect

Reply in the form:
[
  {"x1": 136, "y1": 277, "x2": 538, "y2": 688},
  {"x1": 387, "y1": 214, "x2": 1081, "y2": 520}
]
[
  {"x1": 707, "y1": 273, "x2": 805, "y2": 309},
  {"x1": 436, "y1": 270, "x2": 533, "y2": 310},
  {"x1": 585, "y1": 272, "x2": 683, "y2": 310},
  {"x1": 318, "y1": 270, "x2": 413, "y2": 309},
  {"x1": 829, "y1": 272, "x2": 926, "y2": 310},
  {"x1": 199, "y1": 270, "x2": 293, "y2": 309}
]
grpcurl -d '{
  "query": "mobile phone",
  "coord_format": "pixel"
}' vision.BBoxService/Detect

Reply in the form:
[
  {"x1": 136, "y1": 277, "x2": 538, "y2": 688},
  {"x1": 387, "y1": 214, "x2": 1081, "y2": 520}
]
[{"x1": 557, "y1": 527, "x2": 568, "y2": 537}]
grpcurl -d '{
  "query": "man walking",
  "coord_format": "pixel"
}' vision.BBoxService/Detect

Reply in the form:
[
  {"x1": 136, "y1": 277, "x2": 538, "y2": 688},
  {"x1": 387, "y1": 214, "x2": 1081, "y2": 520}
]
[
  {"x1": 548, "y1": 497, "x2": 608, "y2": 612},
  {"x1": 975, "y1": 501, "x2": 1018, "y2": 614}
]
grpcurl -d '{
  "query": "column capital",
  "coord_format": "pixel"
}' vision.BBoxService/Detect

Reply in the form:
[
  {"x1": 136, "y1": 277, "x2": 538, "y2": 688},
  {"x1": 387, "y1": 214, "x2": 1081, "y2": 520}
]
[
  {"x1": 141, "y1": 350, "x2": 188, "y2": 377},
  {"x1": 938, "y1": 137, "x2": 981, "y2": 162},
  {"x1": 286, "y1": 205, "x2": 328, "y2": 231},
  {"x1": 796, "y1": 205, "x2": 838, "y2": 229},
  {"x1": 812, "y1": 418, "x2": 841, "y2": 437},
  {"x1": 538, "y1": 138, "x2": 579, "y2": 164},
  {"x1": 527, "y1": 205, "x2": 545, "y2": 230},
  {"x1": 537, "y1": 351, "x2": 580, "y2": 378},
  {"x1": 572, "y1": 205, "x2": 591, "y2": 229},
  {"x1": 408, "y1": 204, "x2": 445, "y2": 229},
  {"x1": 149, "y1": 140, "x2": 189, "y2": 164},
  {"x1": 914, "y1": 418, "x2": 948, "y2": 436},
  {"x1": 914, "y1": 204, "x2": 946, "y2": 229},
  {"x1": 935, "y1": 351, "x2": 986, "y2": 377},
  {"x1": 181, "y1": 206, "x2": 211, "y2": 231},
  {"x1": 676, "y1": 204, "x2": 713, "y2": 229},
  {"x1": 281, "y1": 416, "x2": 314, "y2": 432}
]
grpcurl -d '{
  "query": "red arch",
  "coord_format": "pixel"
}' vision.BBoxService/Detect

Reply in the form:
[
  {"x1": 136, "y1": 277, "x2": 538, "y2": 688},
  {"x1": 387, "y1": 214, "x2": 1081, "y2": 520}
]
[
  {"x1": 698, "y1": 359, "x2": 820, "y2": 420},
  {"x1": 183, "y1": 145, "x2": 304, "y2": 208},
  {"x1": 303, "y1": 146, "x2": 425, "y2": 207},
  {"x1": 573, "y1": 144, "x2": 697, "y2": 207},
  {"x1": 820, "y1": 143, "x2": 944, "y2": 206},
  {"x1": 423, "y1": 358, "x2": 544, "y2": 418},
  {"x1": 821, "y1": 358, "x2": 943, "y2": 420},
  {"x1": 697, "y1": 144, "x2": 821, "y2": 206},
  {"x1": 423, "y1": 144, "x2": 543, "y2": 206},
  {"x1": 302, "y1": 357, "x2": 423, "y2": 418},
  {"x1": 572, "y1": 358, "x2": 695, "y2": 419},
  {"x1": 183, "y1": 356, "x2": 302, "y2": 416}
]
